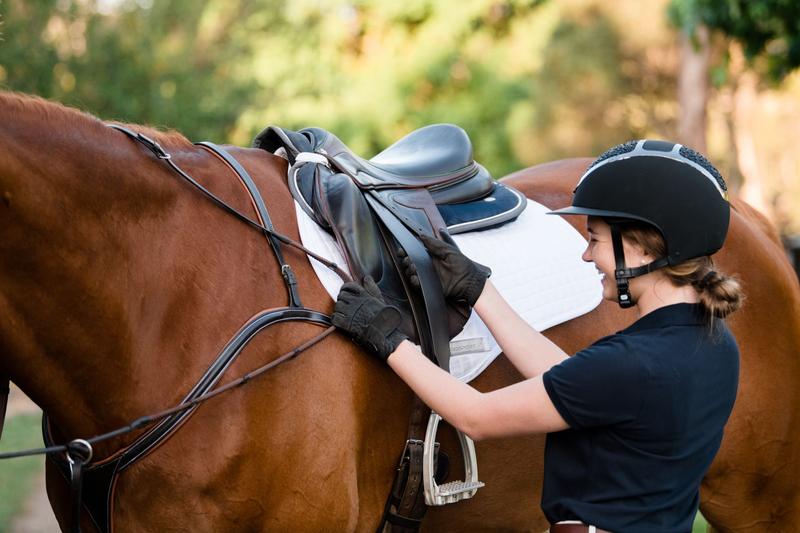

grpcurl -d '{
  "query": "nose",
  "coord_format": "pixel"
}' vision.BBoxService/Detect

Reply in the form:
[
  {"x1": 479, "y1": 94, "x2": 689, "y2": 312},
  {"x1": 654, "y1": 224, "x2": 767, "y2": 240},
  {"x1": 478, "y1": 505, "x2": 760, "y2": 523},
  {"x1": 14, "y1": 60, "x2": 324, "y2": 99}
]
[{"x1": 581, "y1": 244, "x2": 592, "y2": 263}]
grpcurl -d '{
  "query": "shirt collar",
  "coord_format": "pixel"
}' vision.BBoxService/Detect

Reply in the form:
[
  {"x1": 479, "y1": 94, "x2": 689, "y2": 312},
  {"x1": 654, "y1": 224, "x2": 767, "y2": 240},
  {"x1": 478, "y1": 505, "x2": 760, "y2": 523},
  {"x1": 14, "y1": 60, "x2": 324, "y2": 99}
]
[{"x1": 621, "y1": 303, "x2": 708, "y2": 334}]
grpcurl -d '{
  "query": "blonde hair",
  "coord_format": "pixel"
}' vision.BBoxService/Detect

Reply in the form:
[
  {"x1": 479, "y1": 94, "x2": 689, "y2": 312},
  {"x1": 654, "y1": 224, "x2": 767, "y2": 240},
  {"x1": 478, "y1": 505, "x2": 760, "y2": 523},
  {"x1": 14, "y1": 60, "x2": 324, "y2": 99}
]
[{"x1": 621, "y1": 223, "x2": 744, "y2": 318}]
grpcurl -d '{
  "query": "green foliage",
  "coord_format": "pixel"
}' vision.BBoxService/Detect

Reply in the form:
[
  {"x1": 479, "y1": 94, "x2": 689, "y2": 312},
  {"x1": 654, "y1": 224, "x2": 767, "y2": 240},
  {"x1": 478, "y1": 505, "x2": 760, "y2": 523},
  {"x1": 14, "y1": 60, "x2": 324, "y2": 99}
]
[
  {"x1": 669, "y1": 0, "x2": 800, "y2": 81},
  {"x1": 0, "y1": 414, "x2": 46, "y2": 530},
  {"x1": 0, "y1": 0, "x2": 681, "y2": 176},
  {"x1": 0, "y1": 0, "x2": 262, "y2": 139}
]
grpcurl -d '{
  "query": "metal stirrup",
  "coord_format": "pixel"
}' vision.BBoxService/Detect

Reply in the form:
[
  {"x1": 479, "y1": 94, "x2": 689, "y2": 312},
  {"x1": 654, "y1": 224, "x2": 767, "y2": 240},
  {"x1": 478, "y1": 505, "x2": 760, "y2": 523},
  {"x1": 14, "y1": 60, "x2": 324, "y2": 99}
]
[{"x1": 422, "y1": 412, "x2": 484, "y2": 506}]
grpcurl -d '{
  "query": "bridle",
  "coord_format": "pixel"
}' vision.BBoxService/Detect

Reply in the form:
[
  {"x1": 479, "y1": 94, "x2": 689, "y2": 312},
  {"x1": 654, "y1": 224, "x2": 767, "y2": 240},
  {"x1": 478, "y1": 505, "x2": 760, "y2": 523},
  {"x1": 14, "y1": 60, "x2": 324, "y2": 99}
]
[{"x1": 0, "y1": 125, "x2": 351, "y2": 532}]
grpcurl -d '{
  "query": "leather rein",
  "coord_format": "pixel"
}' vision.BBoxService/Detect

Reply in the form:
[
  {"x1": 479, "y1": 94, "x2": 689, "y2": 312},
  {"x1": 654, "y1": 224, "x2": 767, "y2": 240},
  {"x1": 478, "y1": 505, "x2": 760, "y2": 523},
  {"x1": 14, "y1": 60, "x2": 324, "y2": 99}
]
[{"x1": 0, "y1": 125, "x2": 351, "y2": 532}]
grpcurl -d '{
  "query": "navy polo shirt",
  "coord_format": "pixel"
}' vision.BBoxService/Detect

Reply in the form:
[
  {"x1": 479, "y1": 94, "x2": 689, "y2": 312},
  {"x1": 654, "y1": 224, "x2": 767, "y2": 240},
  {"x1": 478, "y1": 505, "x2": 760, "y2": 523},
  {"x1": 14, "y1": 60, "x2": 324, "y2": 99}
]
[{"x1": 541, "y1": 303, "x2": 739, "y2": 533}]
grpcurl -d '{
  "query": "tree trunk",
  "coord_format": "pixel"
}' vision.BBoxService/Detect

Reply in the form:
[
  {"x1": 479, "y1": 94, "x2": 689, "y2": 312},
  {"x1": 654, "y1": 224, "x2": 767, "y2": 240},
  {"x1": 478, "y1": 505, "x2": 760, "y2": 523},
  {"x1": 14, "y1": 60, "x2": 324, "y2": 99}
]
[
  {"x1": 728, "y1": 45, "x2": 772, "y2": 220},
  {"x1": 677, "y1": 25, "x2": 710, "y2": 153}
]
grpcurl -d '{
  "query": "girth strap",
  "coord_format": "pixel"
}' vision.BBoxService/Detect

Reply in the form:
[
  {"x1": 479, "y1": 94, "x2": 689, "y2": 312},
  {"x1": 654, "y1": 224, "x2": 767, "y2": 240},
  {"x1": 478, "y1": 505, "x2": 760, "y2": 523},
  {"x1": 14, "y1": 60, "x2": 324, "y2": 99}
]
[{"x1": 378, "y1": 397, "x2": 443, "y2": 533}]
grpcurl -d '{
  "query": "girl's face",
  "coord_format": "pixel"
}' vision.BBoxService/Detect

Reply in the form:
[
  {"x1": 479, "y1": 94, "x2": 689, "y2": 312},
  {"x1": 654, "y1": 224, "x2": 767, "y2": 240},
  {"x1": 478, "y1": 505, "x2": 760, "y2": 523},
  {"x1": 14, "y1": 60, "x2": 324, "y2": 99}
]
[{"x1": 582, "y1": 217, "x2": 649, "y2": 303}]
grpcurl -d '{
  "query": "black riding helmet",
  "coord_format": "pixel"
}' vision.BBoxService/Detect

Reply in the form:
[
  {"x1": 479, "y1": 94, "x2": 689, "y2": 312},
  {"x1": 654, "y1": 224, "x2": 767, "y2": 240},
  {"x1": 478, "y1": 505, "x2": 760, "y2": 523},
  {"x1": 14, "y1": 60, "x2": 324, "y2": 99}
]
[{"x1": 549, "y1": 139, "x2": 730, "y2": 308}]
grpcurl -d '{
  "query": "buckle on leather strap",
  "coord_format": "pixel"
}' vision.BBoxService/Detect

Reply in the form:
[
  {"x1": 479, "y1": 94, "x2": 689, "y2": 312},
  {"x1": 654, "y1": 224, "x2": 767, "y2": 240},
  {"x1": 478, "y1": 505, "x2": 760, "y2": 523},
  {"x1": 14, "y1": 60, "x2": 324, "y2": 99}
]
[{"x1": 281, "y1": 264, "x2": 298, "y2": 286}]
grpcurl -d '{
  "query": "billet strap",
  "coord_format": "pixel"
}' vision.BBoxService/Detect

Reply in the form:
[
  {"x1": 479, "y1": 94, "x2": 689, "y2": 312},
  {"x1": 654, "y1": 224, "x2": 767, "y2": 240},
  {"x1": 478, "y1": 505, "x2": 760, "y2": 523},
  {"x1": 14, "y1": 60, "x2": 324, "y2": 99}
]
[
  {"x1": 364, "y1": 192, "x2": 452, "y2": 372},
  {"x1": 0, "y1": 375, "x2": 9, "y2": 440},
  {"x1": 378, "y1": 397, "x2": 434, "y2": 533},
  {"x1": 197, "y1": 141, "x2": 302, "y2": 307}
]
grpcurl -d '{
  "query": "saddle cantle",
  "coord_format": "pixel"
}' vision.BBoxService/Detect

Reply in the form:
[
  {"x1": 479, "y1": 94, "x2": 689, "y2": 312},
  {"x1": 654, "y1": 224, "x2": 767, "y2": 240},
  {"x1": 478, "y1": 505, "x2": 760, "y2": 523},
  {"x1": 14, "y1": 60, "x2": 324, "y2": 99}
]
[{"x1": 255, "y1": 124, "x2": 526, "y2": 234}]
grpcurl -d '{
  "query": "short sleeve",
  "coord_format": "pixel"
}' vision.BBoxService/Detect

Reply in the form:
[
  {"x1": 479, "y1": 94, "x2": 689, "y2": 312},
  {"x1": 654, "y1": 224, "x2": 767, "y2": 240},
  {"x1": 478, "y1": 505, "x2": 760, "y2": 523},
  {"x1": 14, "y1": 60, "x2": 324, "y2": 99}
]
[{"x1": 542, "y1": 336, "x2": 645, "y2": 429}]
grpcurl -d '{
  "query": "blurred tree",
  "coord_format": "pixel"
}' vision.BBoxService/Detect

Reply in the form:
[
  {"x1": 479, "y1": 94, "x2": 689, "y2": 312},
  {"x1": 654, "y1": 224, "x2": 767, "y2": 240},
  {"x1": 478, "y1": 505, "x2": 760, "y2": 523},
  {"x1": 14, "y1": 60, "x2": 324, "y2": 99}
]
[
  {"x1": 233, "y1": 0, "x2": 551, "y2": 177},
  {"x1": 234, "y1": 0, "x2": 680, "y2": 176},
  {"x1": 8, "y1": 0, "x2": 798, "y2": 233},
  {"x1": 669, "y1": 0, "x2": 800, "y2": 223},
  {"x1": 670, "y1": 0, "x2": 800, "y2": 82},
  {"x1": 0, "y1": 0, "x2": 263, "y2": 140}
]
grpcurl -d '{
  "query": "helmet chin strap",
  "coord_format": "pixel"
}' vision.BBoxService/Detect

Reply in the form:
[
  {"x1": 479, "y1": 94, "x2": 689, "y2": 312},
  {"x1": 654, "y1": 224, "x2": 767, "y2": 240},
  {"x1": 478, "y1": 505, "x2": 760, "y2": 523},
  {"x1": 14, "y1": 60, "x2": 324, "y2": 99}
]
[{"x1": 608, "y1": 223, "x2": 670, "y2": 308}]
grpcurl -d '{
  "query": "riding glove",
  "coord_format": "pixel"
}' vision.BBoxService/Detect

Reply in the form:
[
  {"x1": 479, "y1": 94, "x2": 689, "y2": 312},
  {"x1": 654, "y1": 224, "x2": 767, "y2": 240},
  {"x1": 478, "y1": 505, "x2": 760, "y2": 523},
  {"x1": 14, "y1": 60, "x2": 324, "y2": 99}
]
[
  {"x1": 333, "y1": 276, "x2": 407, "y2": 362},
  {"x1": 401, "y1": 232, "x2": 491, "y2": 307}
]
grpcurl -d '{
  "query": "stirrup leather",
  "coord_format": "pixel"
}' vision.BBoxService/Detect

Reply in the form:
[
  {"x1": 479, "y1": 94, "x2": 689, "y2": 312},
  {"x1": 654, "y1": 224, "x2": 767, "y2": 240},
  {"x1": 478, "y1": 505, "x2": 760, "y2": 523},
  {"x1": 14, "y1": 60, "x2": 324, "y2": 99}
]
[{"x1": 422, "y1": 412, "x2": 484, "y2": 506}]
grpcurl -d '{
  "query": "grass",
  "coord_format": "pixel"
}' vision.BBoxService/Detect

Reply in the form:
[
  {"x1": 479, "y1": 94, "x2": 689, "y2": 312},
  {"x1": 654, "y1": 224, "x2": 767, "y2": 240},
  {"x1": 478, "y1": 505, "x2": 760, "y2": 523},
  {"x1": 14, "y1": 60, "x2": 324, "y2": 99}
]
[
  {"x1": 0, "y1": 413, "x2": 46, "y2": 531},
  {"x1": 693, "y1": 510, "x2": 709, "y2": 532}
]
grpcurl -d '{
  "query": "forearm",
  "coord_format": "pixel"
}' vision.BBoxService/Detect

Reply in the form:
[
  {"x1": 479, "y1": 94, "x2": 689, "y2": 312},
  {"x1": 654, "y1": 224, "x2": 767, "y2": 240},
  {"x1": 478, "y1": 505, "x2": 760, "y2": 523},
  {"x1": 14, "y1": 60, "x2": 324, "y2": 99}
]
[
  {"x1": 473, "y1": 281, "x2": 568, "y2": 378},
  {"x1": 388, "y1": 340, "x2": 485, "y2": 439},
  {"x1": 387, "y1": 339, "x2": 569, "y2": 439}
]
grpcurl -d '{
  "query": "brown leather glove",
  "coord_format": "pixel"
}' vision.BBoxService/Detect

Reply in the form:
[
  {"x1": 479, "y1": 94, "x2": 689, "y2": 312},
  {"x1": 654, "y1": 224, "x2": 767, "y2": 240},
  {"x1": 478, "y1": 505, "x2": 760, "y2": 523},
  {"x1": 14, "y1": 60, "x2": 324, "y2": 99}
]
[
  {"x1": 333, "y1": 276, "x2": 407, "y2": 362},
  {"x1": 401, "y1": 232, "x2": 491, "y2": 307}
]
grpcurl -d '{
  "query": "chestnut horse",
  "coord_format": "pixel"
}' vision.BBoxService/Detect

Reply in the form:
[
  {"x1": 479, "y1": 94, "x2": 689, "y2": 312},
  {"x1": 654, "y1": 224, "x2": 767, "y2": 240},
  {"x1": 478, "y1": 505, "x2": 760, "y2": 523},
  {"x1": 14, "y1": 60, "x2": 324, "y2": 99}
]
[{"x1": 1, "y1": 92, "x2": 798, "y2": 532}]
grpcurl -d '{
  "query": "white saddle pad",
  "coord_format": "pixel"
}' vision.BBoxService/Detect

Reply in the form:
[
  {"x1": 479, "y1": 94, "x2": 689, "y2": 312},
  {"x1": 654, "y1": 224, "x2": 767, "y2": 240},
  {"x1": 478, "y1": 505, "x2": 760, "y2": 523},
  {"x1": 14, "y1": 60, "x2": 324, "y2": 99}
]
[{"x1": 296, "y1": 198, "x2": 602, "y2": 382}]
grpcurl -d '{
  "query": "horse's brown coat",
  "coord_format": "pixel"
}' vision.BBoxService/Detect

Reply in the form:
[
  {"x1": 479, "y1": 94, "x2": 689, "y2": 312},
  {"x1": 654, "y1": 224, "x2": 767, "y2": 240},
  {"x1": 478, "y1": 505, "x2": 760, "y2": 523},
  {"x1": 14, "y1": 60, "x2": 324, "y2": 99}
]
[{"x1": 0, "y1": 92, "x2": 798, "y2": 532}]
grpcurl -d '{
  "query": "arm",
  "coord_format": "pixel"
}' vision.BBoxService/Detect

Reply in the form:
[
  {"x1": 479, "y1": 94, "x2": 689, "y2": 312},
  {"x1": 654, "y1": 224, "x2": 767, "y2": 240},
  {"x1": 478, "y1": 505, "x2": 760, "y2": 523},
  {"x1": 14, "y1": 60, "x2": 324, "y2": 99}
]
[
  {"x1": 388, "y1": 340, "x2": 569, "y2": 440},
  {"x1": 473, "y1": 280, "x2": 569, "y2": 379},
  {"x1": 407, "y1": 233, "x2": 568, "y2": 378}
]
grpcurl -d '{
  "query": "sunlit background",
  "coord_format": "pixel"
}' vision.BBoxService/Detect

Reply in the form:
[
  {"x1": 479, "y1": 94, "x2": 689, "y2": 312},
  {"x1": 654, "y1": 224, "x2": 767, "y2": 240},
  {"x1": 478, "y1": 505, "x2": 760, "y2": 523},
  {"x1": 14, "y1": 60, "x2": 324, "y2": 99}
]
[
  {"x1": 3, "y1": 0, "x2": 800, "y2": 234},
  {"x1": 1, "y1": 1, "x2": 799, "y2": 528}
]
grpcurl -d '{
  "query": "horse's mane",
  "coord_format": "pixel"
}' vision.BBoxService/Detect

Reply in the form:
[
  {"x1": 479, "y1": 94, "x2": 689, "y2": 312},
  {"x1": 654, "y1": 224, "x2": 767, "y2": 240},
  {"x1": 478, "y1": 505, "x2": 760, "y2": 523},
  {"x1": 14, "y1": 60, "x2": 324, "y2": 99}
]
[{"x1": 0, "y1": 91, "x2": 192, "y2": 148}]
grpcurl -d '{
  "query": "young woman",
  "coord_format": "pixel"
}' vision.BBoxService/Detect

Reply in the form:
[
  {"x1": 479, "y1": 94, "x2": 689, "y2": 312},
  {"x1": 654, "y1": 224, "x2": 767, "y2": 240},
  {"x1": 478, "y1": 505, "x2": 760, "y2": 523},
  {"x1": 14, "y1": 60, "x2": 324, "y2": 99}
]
[{"x1": 333, "y1": 140, "x2": 743, "y2": 533}]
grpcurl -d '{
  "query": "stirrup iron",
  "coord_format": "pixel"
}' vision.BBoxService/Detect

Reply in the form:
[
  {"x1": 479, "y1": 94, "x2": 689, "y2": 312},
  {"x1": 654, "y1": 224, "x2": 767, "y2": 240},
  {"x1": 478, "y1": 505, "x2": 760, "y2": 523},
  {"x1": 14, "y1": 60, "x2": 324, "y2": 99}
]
[{"x1": 422, "y1": 412, "x2": 484, "y2": 506}]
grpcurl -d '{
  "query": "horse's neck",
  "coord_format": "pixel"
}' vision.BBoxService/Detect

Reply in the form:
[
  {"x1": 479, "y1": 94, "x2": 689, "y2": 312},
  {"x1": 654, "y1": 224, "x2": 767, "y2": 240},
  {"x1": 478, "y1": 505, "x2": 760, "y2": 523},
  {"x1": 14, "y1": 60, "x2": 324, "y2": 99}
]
[{"x1": 0, "y1": 94, "x2": 283, "y2": 443}]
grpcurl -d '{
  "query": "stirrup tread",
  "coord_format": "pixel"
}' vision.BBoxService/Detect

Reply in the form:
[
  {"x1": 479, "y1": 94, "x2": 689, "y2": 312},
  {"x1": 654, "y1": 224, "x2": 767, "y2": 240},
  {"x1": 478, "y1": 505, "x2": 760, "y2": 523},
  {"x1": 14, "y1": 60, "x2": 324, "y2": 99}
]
[{"x1": 422, "y1": 412, "x2": 484, "y2": 506}]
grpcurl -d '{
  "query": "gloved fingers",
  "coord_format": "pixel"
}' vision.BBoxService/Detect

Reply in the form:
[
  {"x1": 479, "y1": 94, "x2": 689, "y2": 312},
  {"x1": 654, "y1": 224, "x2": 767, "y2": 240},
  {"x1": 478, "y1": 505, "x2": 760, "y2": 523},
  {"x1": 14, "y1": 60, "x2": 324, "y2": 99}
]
[
  {"x1": 362, "y1": 275, "x2": 384, "y2": 300},
  {"x1": 401, "y1": 254, "x2": 421, "y2": 289},
  {"x1": 437, "y1": 229, "x2": 459, "y2": 248},
  {"x1": 336, "y1": 283, "x2": 368, "y2": 305},
  {"x1": 338, "y1": 280, "x2": 367, "y2": 296},
  {"x1": 419, "y1": 233, "x2": 453, "y2": 258}
]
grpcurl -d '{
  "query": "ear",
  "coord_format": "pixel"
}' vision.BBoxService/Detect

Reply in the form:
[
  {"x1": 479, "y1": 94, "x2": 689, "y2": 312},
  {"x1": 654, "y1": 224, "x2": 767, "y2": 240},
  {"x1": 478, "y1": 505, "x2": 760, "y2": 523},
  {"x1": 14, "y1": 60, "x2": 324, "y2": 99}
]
[{"x1": 622, "y1": 238, "x2": 650, "y2": 265}]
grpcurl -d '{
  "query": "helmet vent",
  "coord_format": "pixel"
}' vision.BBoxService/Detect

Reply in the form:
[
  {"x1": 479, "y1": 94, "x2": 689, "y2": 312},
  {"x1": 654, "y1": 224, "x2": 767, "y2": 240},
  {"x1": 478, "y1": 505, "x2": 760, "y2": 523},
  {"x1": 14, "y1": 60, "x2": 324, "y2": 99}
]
[
  {"x1": 587, "y1": 140, "x2": 637, "y2": 171},
  {"x1": 679, "y1": 146, "x2": 727, "y2": 192}
]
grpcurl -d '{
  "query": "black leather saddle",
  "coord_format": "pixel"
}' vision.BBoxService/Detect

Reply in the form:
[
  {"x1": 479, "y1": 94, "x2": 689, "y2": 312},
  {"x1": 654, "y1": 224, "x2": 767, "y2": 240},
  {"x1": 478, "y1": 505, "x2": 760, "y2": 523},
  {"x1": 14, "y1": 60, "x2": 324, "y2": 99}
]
[{"x1": 253, "y1": 124, "x2": 526, "y2": 371}]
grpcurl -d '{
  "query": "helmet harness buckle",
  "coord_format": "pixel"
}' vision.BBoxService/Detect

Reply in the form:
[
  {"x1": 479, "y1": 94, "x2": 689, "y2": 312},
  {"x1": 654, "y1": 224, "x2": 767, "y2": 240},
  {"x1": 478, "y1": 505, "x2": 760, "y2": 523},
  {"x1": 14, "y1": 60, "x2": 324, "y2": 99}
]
[{"x1": 609, "y1": 222, "x2": 670, "y2": 308}]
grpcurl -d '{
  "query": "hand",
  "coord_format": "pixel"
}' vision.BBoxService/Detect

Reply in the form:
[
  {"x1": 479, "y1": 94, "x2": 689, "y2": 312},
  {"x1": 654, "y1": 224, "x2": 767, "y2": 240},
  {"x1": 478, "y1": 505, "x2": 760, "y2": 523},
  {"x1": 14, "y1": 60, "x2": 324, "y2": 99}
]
[
  {"x1": 333, "y1": 276, "x2": 407, "y2": 362},
  {"x1": 401, "y1": 232, "x2": 491, "y2": 307}
]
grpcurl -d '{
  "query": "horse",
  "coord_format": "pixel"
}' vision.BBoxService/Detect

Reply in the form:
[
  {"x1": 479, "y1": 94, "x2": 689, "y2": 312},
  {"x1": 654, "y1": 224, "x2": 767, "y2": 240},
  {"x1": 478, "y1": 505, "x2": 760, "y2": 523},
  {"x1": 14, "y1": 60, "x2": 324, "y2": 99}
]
[{"x1": 0, "y1": 91, "x2": 798, "y2": 532}]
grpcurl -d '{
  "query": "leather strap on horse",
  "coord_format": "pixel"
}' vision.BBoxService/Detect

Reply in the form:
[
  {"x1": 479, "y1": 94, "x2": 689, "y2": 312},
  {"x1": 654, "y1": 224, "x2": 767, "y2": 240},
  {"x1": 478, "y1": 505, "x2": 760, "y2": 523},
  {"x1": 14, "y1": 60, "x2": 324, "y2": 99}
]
[
  {"x1": 377, "y1": 397, "x2": 444, "y2": 533},
  {"x1": 65, "y1": 439, "x2": 93, "y2": 533},
  {"x1": 38, "y1": 309, "x2": 334, "y2": 533},
  {"x1": 197, "y1": 141, "x2": 302, "y2": 308}
]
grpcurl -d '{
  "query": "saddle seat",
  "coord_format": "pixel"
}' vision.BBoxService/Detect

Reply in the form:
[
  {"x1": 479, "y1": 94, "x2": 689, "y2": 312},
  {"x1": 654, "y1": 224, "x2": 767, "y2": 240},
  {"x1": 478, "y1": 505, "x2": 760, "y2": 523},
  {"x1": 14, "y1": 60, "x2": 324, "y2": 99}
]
[{"x1": 308, "y1": 124, "x2": 493, "y2": 205}]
